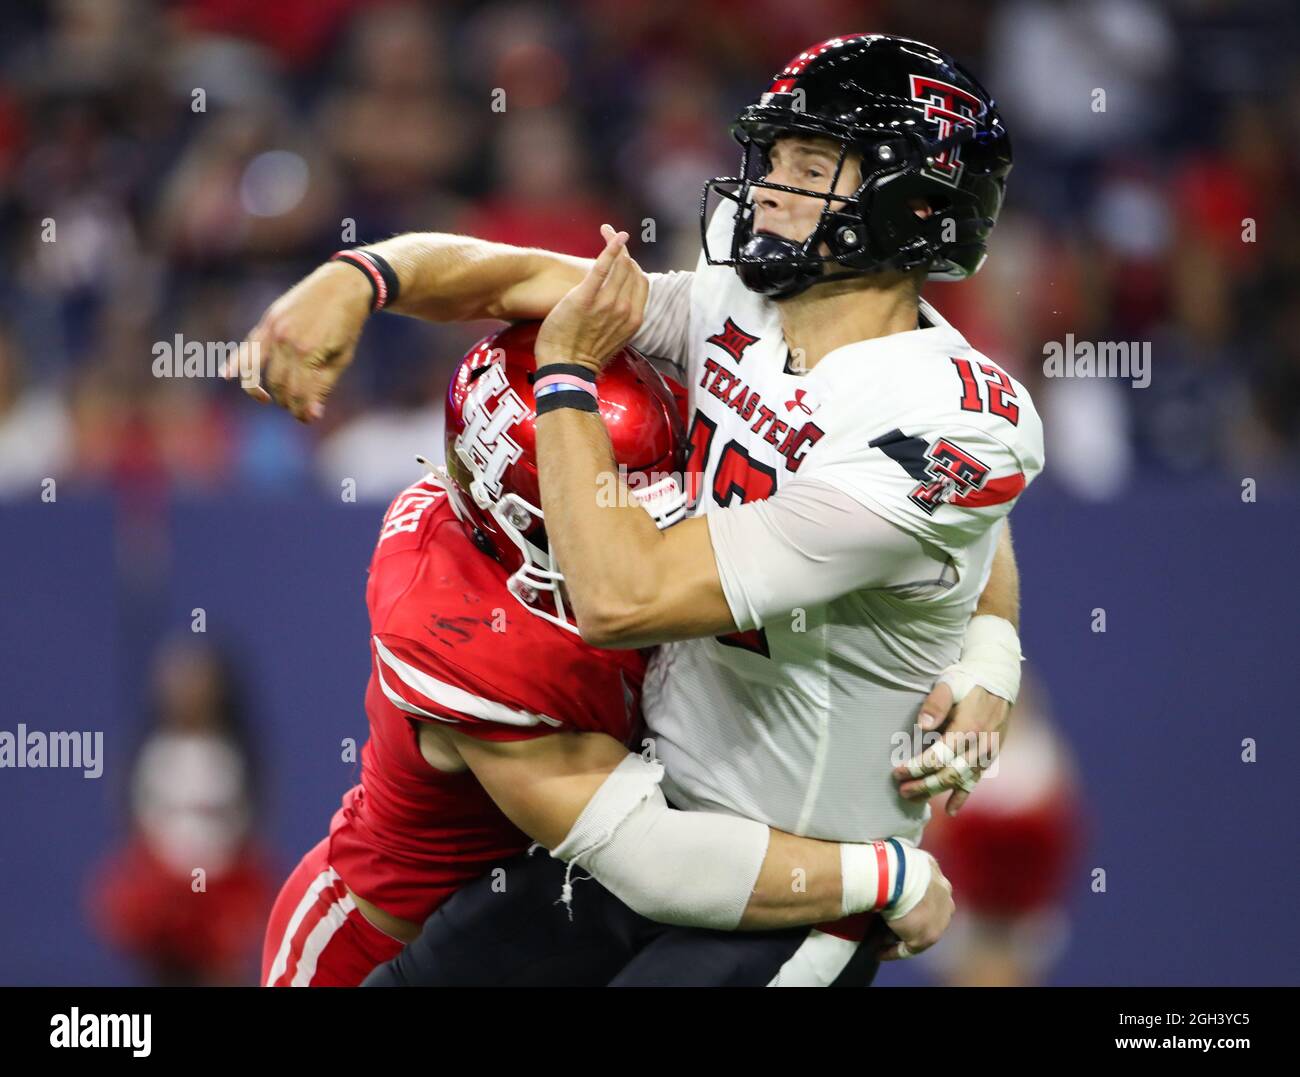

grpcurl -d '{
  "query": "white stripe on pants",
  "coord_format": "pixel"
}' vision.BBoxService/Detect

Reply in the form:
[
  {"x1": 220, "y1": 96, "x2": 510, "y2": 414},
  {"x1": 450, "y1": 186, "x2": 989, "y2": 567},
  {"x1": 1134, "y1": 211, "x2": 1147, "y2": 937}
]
[
  {"x1": 767, "y1": 929, "x2": 861, "y2": 986},
  {"x1": 291, "y1": 889, "x2": 357, "y2": 986},
  {"x1": 265, "y1": 867, "x2": 342, "y2": 987}
]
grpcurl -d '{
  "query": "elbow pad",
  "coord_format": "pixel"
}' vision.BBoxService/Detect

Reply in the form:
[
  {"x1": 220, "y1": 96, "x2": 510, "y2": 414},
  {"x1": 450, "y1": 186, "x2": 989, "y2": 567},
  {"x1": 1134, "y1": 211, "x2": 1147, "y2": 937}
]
[{"x1": 550, "y1": 754, "x2": 769, "y2": 931}]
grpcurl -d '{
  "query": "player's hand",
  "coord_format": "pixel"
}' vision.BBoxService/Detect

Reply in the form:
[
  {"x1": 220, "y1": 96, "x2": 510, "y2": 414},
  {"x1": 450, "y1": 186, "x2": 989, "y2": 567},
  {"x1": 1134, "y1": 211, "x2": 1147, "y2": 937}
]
[
  {"x1": 534, "y1": 224, "x2": 648, "y2": 373},
  {"x1": 227, "y1": 260, "x2": 374, "y2": 423},
  {"x1": 876, "y1": 852, "x2": 954, "y2": 961},
  {"x1": 892, "y1": 683, "x2": 1011, "y2": 816}
]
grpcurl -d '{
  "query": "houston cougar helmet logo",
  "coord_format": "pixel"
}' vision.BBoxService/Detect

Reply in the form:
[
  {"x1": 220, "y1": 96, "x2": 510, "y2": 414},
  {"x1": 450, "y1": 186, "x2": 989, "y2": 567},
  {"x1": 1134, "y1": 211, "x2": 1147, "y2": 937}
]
[{"x1": 455, "y1": 364, "x2": 527, "y2": 503}]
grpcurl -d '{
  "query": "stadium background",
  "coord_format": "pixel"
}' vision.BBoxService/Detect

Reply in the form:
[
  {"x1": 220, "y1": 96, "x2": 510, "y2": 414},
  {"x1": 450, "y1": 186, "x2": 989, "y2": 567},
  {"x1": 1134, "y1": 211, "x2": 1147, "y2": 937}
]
[{"x1": 0, "y1": 0, "x2": 1293, "y2": 985}]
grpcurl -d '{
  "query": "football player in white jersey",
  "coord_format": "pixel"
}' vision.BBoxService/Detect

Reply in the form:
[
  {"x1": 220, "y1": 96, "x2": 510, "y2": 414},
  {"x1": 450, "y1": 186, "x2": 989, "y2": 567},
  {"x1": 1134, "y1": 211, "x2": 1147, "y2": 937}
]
[{"x1": 241, "y1": 35, "x2": 1038, "y2": 984}]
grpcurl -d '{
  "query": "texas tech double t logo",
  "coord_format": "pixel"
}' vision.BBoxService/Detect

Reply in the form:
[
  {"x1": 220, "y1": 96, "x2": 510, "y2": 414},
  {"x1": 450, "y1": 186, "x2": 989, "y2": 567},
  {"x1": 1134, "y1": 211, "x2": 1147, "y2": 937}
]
[
  {"x1": 909, "y1": 75, "x2": 983, "y2": 186},
  {"x1": 908, "y1": 437, "x2": 991, "y2": 514}
]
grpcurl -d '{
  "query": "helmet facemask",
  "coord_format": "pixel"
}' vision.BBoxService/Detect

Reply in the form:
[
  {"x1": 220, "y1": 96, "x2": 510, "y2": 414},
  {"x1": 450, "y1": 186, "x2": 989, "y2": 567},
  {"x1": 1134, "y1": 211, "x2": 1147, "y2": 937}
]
[{"x1": 702, "y1": 117, "x2": 989, "y2": 298}]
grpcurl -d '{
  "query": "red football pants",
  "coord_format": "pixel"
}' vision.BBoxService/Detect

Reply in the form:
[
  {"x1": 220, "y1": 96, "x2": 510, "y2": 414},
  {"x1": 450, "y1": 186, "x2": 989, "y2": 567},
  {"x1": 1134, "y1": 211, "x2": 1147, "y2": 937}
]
[{"x1": 261, "y1": 837, "x2": 405, "y2": 987}]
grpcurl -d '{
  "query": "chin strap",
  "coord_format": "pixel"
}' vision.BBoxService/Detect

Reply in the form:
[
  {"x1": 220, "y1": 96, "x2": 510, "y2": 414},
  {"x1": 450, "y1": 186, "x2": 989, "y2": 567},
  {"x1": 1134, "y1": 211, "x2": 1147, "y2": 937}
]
[
  {"x1": 735, "y1": 218, "x2": 913, "y2": 299},
  {"x1": 737, "y1": 257, "x2": 894, "y2": 300}
]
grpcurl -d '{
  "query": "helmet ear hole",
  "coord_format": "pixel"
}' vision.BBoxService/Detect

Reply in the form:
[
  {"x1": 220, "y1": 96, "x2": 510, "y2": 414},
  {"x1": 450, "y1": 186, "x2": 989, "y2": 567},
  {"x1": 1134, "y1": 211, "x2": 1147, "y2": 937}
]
[
  {"x1": 921, "y1": 194, "x2": 952, "y2": 218},
  {"x1": 471, "y1": 528, "x2": 496, "y2": 558}
]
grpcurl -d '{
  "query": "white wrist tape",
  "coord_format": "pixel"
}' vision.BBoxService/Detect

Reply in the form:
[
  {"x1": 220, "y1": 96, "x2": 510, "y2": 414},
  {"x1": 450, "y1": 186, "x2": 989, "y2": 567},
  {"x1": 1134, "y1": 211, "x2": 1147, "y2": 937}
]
[
  {"x1": 938, "y1": 614, "x2": 1023, "y2": 705},
  {"x1": 840, "y1": 839, "x2": 933, "y2": 920},
  {"x1": 550, "y1": 754, "x2": 769, "y2": 931}
]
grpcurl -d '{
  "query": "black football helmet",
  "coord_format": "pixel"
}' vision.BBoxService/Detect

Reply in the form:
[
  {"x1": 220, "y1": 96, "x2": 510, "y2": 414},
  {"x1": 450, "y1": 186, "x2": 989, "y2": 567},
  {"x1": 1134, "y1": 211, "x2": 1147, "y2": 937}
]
[{"x1": 701, "y1": 34, "x2": 1013, "y2": 299}]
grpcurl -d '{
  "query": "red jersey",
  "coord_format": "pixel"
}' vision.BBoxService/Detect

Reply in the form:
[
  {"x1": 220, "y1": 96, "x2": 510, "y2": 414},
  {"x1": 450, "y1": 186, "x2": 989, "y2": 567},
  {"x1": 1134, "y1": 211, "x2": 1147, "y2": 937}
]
[{"x1": 328, "y1": 475, "x2": 648, "y2": 924}]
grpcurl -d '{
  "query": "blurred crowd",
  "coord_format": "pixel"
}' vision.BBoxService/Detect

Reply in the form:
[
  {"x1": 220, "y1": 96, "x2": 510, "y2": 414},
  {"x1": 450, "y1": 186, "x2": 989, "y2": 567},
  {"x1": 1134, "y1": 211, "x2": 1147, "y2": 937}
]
[{"x1": 0, "y1": 0, "x2": 1295, "y2": 504}]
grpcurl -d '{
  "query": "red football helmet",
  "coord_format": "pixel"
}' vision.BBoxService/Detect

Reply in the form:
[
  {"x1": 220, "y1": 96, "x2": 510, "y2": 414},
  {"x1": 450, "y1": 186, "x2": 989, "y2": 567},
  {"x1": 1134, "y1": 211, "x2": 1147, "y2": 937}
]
[{"x1": 441, "y1": 321, "x2": 687, "y2": 633}]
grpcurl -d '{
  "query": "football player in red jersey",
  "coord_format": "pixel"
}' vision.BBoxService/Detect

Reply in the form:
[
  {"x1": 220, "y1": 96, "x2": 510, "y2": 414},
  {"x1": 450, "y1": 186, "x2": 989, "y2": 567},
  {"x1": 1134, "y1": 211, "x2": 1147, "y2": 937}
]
[{"x1": 260, "y1": 322, "x2": 954, "y2": 987}]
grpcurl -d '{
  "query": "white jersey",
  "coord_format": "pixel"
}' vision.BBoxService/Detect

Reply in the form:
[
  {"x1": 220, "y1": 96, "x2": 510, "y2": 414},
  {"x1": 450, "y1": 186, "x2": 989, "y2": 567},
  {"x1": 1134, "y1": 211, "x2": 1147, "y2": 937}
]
[{"x1": 630, "y1": 202, "x2": 1045, "y2": 844}]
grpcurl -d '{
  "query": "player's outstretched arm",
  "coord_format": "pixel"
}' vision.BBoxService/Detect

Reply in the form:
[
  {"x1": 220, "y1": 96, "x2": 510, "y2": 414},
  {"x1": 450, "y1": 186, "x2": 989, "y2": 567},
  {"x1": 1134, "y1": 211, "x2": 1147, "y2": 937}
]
[
  {"x1": 366, "y1": 234, "x2": 594, "y2": 323},
  {"x1": 447, "y1": 728, "x2": 952, "y2": 957},
  {"x1": 232, "y1": 234, "x2": 594, "y2": 422}
]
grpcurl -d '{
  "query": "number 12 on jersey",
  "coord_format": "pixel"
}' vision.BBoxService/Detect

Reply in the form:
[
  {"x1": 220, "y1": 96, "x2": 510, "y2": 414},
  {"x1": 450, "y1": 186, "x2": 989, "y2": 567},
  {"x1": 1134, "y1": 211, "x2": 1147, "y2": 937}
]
[{"x1": 952, "y1": 357, "x2": 1019, "y2": 425}]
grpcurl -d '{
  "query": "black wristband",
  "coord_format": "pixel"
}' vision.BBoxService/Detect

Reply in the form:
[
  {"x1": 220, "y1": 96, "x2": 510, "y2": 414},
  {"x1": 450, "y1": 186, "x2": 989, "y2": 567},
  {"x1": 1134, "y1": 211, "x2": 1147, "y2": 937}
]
[
  {"x1": 535, "y1": 389, "x2": 600, "y2": 415},
  {"x1": 530, "y1": 362, "x2": 598, "y2": 385},
  {"x1": 329, "y1": 249, "x2": 401, "y2": 312}
]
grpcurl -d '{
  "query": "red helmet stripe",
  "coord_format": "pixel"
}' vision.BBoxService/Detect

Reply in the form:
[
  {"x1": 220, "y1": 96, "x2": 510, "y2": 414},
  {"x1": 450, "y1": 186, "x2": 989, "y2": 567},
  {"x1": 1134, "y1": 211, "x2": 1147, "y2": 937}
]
[{"x1": 769, "y1": 32, "x2": 875, "y2": 91}]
